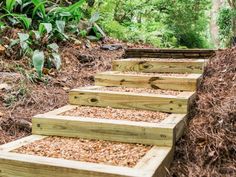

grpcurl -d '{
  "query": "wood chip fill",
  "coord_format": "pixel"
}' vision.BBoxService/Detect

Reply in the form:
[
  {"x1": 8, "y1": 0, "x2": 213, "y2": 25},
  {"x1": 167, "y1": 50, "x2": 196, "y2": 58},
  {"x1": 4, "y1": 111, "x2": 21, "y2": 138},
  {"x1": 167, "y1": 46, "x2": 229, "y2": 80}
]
[
  {"x1": 61, "y1": 106, "x2": 169, "y2": 123},
  {"x1": 13, "y1": 136, "x2": 152, "y2": 168},
  {"x1": 98, "y1": 86, "x2": 181, "y2": 96}
]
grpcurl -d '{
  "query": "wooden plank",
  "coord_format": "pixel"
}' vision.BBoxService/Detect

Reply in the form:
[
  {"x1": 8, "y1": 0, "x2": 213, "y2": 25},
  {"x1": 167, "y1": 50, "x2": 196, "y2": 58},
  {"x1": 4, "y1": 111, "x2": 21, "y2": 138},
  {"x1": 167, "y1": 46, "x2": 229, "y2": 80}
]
[
  {"x1": 125, "y1": 48, "x2": 216, "y2": 53},
  {"x1": 95, "y1": 71, "x2": 201, "y2": 91},
  {"x1": 134, "y1": 146, "x2": 174, "y2": 177},
  {"x1": 125, "y1": 48, "x2": 215, "y2": 59},
  {"x1": 0, "y1": 135, "x2": 46, "y2": 152},
  {"x1": 32, "y1": 114, "x2": 176, "y2": 146},
  {"x1": 42, "y1": 105, "x2": 77, "y2": 116},
  {"x1": 159, "y1": 114, "x2": 188, "y2": 141},
  {"x1": 0, "y1": 136, "x2": 175, "y2": 177},
  {"x1": 69, "y1": 86, "x2": 192, "y2": 113},
  {"x1": 0, "y1": 152, "x2": 141, "y2": 177},
  {"x1": 112, "y1": 59, "x2": 205, "y2": 74}
]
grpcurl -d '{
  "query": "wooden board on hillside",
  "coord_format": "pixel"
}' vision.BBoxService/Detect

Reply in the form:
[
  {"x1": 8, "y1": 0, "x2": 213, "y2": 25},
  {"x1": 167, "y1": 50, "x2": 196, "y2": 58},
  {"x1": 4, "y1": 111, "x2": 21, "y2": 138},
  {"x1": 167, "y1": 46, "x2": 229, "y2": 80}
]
[
  {"x1": 69, "y1": 86, "x2": 195, "y2": 114},
  {"x1": 32, "y1": 105, "x2": 187, "y2": 146},
  {"x1": 95, "y1": 71, "x2": 202, "y2": 91},
  {"x1": 112, "y1": 58, "x2": 206, "y2": 74},
  {"x1": 0, "y1": 135, "x2": 174, "y2": 177},
  {"x1": 125, "y1": 48, "x2": 216, "y2": 58}
]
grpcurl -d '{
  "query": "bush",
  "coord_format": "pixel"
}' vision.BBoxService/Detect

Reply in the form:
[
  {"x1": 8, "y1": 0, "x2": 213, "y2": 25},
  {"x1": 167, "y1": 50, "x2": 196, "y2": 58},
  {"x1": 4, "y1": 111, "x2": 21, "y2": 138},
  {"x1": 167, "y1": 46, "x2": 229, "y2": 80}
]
[{"x1": 217, "y1": 7, "x2": 233, "y2": 46}]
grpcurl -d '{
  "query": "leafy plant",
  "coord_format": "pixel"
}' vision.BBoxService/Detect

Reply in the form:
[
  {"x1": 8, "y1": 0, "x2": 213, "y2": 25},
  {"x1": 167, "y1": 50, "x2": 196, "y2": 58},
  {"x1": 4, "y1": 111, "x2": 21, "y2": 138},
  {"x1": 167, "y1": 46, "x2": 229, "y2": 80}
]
[{"x1": 0, "y1": 0, "x2": 92, "y2": 78}]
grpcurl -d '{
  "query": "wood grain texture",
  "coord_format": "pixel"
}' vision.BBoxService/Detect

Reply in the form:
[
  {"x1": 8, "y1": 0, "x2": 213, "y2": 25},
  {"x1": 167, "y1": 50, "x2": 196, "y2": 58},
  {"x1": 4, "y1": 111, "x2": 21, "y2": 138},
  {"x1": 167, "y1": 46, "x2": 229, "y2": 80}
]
[
  {"x1": 69, "y1": 87, "x2": 193, "y2": 113},
  {"x1": 0, "y1": 151, "x2": 141, "y2": 177},
  {"x1": 159, "y1": 114, "x2": 188, "y2": 141},
  {"x1": 0, "y1": 136, "x2": 174, "y2": 177},
  {"x1": 0, "y1": 135, "x2": 46, "y2": 152},
  {"x1": 32, "y1": 115, "x2": 174, "y2": 146},
  {"x1": 125, "y1": 48, "x2": 216, "y2": 53},
  {"x1": 112, "y1": 59, "x2": 205, "y2": 74},
  {"x1": 95, "y1": 71, "x2": 201, "y2": 91},
  {"x1": 32, "y1": 105, "x2": 187, "y2": 146},
  {"x1": 125, "y1": 48, "x2": 215, "y2": 58},
  {"x1": 134, "y1": 146, "x2": 174, "y2": 177}
]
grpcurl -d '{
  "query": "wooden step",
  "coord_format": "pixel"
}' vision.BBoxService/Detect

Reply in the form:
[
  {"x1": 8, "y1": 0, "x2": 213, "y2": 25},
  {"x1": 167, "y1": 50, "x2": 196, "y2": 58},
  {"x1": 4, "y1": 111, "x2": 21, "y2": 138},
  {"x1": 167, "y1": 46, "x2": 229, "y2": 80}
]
[
  {"x1": 113, "y1": 58, "x2": 206, "y2": 74},
  {"x1": 69, "y1": 86, "x2": 195, "y2": 114},
  {"x1": 0, "y1": 135, "x2": 174, "y2": 177},
  {"x1": 95, "y1": 71, "x2": 202, "y2": 91},
  {"x1": 32, "y1": 105, "x2": 187, "y2": 146},
  {"x1": 125, "y1": 48, "x2": 215, "y2": 58}
]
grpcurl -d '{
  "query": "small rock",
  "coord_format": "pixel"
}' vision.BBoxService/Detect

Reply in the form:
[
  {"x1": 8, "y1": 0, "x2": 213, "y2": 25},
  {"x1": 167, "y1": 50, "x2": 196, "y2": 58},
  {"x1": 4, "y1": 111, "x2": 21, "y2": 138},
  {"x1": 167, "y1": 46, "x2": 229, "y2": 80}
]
[
  {"x1": 62, "y1": 87, "x2": 70, "y2": 91},
  {"x1": 0, "y1": 112, "x2": 3, "y2": 117},
  {"x1": 78, "y1": 54, "x2": 95, "y2": 64}
]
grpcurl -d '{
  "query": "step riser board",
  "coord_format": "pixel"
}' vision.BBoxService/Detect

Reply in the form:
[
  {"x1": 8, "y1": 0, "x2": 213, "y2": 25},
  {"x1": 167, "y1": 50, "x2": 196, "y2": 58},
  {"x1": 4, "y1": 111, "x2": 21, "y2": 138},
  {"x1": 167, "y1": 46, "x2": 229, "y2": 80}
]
[
  {"x1": 95, "y1": 72, "x2": 202, "y2": 91},
  {"x1": 112, "y1": 59, "x2": 205, "y2": 74},
  {"x1": 125, "y1": 48, "x2": 215, "y2": 58},
  {"x1": 69, "y1": 87, "x2": 195, "y2": 114},
  {"x1": 0, "y1": 135, "x2": 173, "y2": 177},
  {"x1": 32, "y1": 105, "x2": 187, "y2": 146}
]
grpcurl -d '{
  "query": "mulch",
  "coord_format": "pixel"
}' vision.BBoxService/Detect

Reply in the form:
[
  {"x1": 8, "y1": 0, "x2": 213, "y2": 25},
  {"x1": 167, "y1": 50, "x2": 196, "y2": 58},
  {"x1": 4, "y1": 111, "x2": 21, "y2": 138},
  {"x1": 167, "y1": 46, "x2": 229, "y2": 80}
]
[
  {"x1": 13, "y1": 136, "x2": 152, "y2": 168},
  {"x1": 61, "y1": 106, "x2": 169, "y2": 123},
  {"x1": 170, "y1": 47, "x2": 236, "y2": 177},
  {"x1": 0, "y1": 37, "x2": 125, "y2": 145}
]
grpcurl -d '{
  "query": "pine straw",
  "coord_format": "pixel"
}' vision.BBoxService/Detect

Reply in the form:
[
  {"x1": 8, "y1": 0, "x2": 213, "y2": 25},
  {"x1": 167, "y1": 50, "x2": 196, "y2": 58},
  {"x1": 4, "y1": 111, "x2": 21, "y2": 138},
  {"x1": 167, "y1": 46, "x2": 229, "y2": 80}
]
[{"x1": 170, "y1": 48, "x2": 236, "y2": 177}]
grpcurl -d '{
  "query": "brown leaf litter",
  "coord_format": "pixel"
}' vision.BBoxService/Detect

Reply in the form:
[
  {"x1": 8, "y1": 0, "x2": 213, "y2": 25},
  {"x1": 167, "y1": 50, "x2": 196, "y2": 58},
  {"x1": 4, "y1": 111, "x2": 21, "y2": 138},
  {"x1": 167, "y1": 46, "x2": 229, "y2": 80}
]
[{"x1": 170, "y1": 47, "x2": 236, "y2": 177}]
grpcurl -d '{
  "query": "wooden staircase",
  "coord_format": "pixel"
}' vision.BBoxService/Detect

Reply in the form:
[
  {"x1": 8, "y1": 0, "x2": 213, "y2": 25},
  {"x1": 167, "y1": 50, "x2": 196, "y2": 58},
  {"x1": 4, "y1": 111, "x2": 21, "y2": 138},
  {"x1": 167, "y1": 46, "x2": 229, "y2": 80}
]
[{"x1": 0, "y1": 48, "x2": 215, "y2": 177}]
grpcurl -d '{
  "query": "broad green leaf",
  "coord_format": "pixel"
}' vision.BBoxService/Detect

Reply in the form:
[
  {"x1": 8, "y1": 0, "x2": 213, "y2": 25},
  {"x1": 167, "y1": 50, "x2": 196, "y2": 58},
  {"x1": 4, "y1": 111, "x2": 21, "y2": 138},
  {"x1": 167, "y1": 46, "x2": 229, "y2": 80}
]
[
  {"x1": 18, "y1": 33, "x2": 29, "y2": 42},
  {"x1": 6, "y1": 0, "x2": 16, "y2": 12},
  {"x1": 30, "y1": 30, "x2": 41, "y2": 40},
  {"x1": 16, "y1": 15, "x2": 31, "y2": 29},
  {"x1": 39, "y1": 23, "x2": 52, "y2": 35},
  {"x1": 56, "y1": 20, "x2": 65, "y2": 33},
  {"x1": 48, "y1": 43, "x2": 59, "y2": 52},
  {"x1": 59, "y1": 12, "x2": 71, "y2": 17},
  {"x1": 15, "y1": 0, "x2": 22, "y2": 5},
  {"x1": 67, "y1": 0, "x2": 86, "y2": 12},
  {"x1": 32, "y1": 50, "x2": 44, "y2": 78},
  {"x1": 20, "y1": 42, "x2": 29, "y2": 51},
  {"x1": 32, "y1": 0, "x2": 46, "y2": 19},
  {"x1": 51, "y1": 53, "x2": 61, "y2": 70},
  {"x1": 89, "y1": 12, "x2": 100, "y2": 24},
  {"x1": 0, "y1": 21, "x2": 5, "y2": 29},
  {"x1": 18, "y1": 33, "x2": 29, "y2": 51},
  {"x1": 9, "y1": 39, "x2": 19, "y2": 48}
]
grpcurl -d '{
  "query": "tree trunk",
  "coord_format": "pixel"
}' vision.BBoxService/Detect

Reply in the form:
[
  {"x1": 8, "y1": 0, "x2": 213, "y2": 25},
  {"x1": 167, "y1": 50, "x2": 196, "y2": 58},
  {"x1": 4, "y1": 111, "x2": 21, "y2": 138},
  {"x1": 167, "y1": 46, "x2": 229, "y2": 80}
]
[
  {"x1": 228, "y1": 0, "x2": 236, "y2": 45},
  {"x1": 210, "y1": 0, "x2": 224, "y2": 47}
]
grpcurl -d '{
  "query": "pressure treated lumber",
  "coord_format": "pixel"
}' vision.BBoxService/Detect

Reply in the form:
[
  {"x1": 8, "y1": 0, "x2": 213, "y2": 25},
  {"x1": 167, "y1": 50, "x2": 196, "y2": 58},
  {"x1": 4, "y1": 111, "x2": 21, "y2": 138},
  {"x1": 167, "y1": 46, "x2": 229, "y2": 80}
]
[
  {"x1": 32, "y1": 105, "x2": 187, "y2": 146},
  {"x1": 95, "y1": 71, "x2": 202, "y2": 91},
  {"x1": 112, "y1": 58, "x2": 206, "y2": 74},
  {"x1": 125, "y1": 48, "x2": 216, "y2": 58},
  {"x1": 69, "y1": 86, "x2": 195, "y2": 113},
  {"x1": 0, "y1": 135, "x2": 173, "y2": 177}
]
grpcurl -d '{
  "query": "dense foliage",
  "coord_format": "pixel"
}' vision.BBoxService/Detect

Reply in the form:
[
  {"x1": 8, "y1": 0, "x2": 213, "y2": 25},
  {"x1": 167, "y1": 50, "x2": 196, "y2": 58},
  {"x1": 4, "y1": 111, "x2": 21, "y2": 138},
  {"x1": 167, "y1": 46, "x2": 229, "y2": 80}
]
[
  {"x1": 90, "y1": 0, "x2": 211, "y2": 48},
  {"x1": 217, "y1": 1, "x2": 236, "y2": 47},
  {"x1": 0, "y1": 0, "x2": 213, "y2": 78},
  {"x1": 0, "y1": 0, "x2": 100, "y2": 78},
  {"x1": 218, "y1": 7, "x2": 232, "y2": 45}
]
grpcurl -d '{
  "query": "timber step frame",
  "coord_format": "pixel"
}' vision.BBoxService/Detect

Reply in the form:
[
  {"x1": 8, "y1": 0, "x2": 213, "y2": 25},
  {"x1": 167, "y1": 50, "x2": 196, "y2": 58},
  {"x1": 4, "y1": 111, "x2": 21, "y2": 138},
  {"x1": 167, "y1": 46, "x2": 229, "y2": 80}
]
[
  {"x1": 32, "y1": 105, "x2": 187, "y2": 146},
  {"x1": 95, "y1": 71, "x2": 202, "y2": 91},
  {"x1": 69, "y1": 86, "x2": 196, "y2": 114},
  {"x1": 125, "y1": 48, "x2": 216, "y2": 58},
  {"x1": 0, "y1": 135, "x2": 174, "y2": 177},
  {"x1": 112, "y1": 58, "x2": 207, "y2": 74}
]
